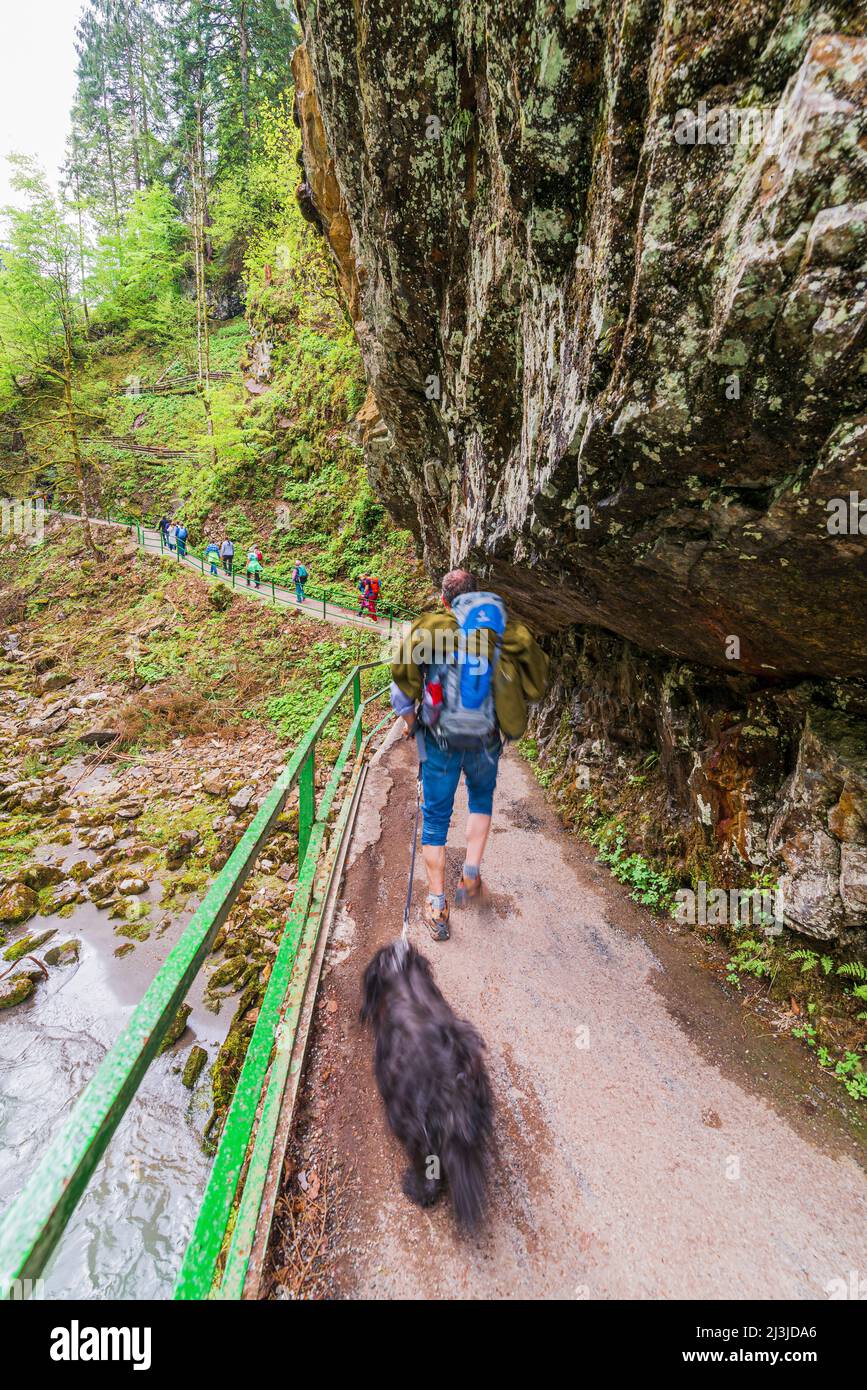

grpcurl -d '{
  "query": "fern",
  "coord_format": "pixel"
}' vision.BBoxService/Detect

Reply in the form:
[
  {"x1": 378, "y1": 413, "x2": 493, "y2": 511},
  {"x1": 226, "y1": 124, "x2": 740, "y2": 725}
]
[
  {"x1": 788, "y1": 948, "x2": 819, "y2": 974},
  {"x1": 837, "y1": 961, "x2": 867, "y2": 982}
]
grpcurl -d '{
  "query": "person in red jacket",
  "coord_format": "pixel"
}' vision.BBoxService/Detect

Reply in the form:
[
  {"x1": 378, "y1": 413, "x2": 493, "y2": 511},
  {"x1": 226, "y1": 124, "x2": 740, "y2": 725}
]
[{"x1": 357, "y1": 574, "x2": 380, "y2": 619}]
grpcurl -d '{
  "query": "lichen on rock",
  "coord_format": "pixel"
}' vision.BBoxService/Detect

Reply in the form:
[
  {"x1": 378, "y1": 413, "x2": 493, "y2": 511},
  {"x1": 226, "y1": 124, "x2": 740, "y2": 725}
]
[{"x1": 295, "y1": 2, "x2": 867, "y2": 946}]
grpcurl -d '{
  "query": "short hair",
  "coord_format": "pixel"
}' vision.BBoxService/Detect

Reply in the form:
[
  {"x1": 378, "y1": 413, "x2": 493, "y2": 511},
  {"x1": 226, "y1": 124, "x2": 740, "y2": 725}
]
[{"x1": 441, "y1": 568, "x2": 476, "y2": 605}]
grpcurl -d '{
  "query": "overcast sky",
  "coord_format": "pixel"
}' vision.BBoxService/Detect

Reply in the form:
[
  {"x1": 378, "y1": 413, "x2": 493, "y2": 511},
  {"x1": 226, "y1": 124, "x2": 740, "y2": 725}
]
[{"x1": 0, "y1": 0, "x2": 82, "y2": 209}]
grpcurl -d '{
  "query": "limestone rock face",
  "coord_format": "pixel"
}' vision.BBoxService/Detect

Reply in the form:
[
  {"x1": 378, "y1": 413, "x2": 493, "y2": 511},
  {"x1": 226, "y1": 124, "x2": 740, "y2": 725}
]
[
  {"x1": 291, "y1": 43, "x2": 361, "y2": 323},
  {"x1": 534, "y1": 627, "x2": 867, "y2": 942},
  {"x1": 296, "y1": 4, "x2": 867, "y2": 941},
  {"x1": 296, "y1": 6, "x2": 867, "y2": 678}
]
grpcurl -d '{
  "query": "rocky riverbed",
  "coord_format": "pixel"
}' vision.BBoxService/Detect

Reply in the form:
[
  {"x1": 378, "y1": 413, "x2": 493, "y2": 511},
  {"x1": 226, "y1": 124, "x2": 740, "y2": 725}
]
[{"x1": 0, "y1": 606, "x2": 306, "y2": 1295}]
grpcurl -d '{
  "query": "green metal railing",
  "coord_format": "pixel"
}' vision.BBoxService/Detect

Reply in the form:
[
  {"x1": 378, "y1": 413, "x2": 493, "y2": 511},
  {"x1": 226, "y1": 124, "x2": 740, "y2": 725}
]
[
  {"x1": 0, "y1": 661, "x2": 392, "y2": 1300},
  {"x1": 42, "y1": 505, "x2": 418, "y2": 631}
]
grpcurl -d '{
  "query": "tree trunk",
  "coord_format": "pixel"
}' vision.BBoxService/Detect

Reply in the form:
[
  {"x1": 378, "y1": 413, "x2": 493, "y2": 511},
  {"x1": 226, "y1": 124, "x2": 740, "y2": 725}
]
[
  {"x1": 188, "y1": 119, "x2": 218, "y2": 472},
  {"x1": 61, "y1": 328, "x2": 98, "y2": 558},
  {"x1": 72, "y1": 163, "x2": 91, "y2": 331},
  {"x1": 238, "y1": 1, "x2": 251, "y2": 148}
]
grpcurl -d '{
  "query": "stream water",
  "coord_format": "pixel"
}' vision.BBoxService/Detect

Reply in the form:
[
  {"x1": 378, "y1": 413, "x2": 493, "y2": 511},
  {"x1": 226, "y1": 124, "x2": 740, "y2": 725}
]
[{"x1": 0, "y1": 769, "x2": 231, "y2": 1300}]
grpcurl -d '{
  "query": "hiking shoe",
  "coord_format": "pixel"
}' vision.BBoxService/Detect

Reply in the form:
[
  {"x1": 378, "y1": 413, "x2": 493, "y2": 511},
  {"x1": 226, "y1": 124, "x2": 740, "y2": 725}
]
[
  {"x1": 455, "y1": 872, "x2": 481, "y2": 908},
  {"x1": 423, "y1": 899, "x2": 450, "y2": 942}
]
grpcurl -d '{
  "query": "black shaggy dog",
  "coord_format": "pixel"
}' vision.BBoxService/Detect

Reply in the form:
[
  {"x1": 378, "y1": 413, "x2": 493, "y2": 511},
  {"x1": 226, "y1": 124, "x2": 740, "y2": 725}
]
[{"x1": 360, "y1": 940, "x2": 493, "y2": 1229}]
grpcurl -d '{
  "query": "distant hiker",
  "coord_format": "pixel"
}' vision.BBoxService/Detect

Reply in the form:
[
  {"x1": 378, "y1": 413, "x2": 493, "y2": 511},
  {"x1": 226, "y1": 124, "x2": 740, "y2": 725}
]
[
  {"x1": 390, "y1": 569, "x2": 548, "y2": 942},
  {"x1": 245, "y1": 553, "x2": 263, "y2": 589},
  {"x1": 176, "y1": 523, "x2": 188, "y2": 557},
  {"x1": 167, "y1": 522, "x2": 177, "y2": 551},
  {"x1": 220, "y1": 537, "x2": 234, "y2": 574},
  {"x1": 204, "y1": 541, "x2": 220, "y2": 576},
  {"x1": 159, "y1": 516, "x2": 170, "y2": 545},
  {"x1": 357, "y1": 574, "x2": 380, "y2": 620},
  {"x1": 292, "y1": 561, "x2": 308, "y2": 604}
]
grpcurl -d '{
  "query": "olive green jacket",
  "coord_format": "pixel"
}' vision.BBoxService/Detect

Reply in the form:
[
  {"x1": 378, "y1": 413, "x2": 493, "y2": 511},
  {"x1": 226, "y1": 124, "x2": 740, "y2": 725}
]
[{"x1": 391, "y1": 609, "x2": 549, "y2": 740}]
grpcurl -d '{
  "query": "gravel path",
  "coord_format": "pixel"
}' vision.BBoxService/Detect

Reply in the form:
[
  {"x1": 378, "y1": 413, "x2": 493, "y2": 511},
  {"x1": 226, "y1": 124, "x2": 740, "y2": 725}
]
[{"x1": 279, "y1": 735, "x2": 867, "y2": 1300}]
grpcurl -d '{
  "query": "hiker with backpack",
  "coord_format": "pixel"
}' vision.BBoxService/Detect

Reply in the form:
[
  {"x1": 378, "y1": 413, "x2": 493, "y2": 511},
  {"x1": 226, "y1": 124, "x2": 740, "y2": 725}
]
[
  {"x1": 158, "y1": 515, "x2": 170, "y2": 546},
  {"x1": 167, "y1": 522, "x2": 177, "y2": 551},
  {"x1": 204, "y1": 541, "x2": 220, "y2": 576},
  {"x1": 357, "y1": 575, "x2": 370, "y2": 617},
  {"x1": 176, "y1": 522, "x2": 188, "y2": 557},
  {"x1": 390, "y1": 568, "x2": 548, "y2": 942},
  {"x1": 365, "y1": 574, "x2": 380, "y2": 619},
  {"x1": 292, "y1": 561, "x2": 308, "y2": 604},
  {"x1": 220, "y1": 537, "x2": 234, "y2": 574},
  {"x1": 357, "y1": 574, "x2": 380, "y2": 619},
  {"x1": 245, "y1": 552, "x2": 263, "y2": 589}
]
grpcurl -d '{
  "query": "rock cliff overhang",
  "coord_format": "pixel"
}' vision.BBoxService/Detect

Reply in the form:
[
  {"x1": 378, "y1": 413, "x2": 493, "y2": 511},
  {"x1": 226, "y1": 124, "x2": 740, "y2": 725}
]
[{"x1": 293, "y1": 4, "x2": 867, "y2": 681}]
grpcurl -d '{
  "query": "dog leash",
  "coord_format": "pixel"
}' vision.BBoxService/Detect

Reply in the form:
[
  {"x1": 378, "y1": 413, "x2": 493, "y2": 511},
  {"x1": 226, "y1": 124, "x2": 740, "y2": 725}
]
[{"x1": 401, "y1": 729, "x2": 427, "y2": 942}]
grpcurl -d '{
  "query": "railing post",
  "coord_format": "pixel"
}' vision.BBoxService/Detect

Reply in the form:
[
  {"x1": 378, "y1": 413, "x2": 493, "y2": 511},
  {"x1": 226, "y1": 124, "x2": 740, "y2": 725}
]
[
  {"x1": 352, "y1": 669, "x2": 362, "y2": 753},
  {"x1": 271, "y1": 577, "x2": 275, "y2": 604},
  {"x1": 299, "y1": 750, "x2": 315, "y2": 864},
  {"x1": 200, "y1": 551, "x2": 204, "y2": 573},
  {"x1": 231, "y1": 563, "x2": 235, "y2": 588},
  {"x1": 322, "y1": 590, "x2": 326, "y2": 620}
]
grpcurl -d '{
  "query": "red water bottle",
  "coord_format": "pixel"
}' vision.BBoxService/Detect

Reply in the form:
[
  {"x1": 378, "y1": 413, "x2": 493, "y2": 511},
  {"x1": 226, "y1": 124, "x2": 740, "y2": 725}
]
[{"x1": 423, "y1": 678, "x2": 443, "y2": 724}]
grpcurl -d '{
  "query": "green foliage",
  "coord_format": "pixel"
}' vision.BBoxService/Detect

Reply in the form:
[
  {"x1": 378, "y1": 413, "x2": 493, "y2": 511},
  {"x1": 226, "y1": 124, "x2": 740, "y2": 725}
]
[
  {"x1": 588, "y1": 820, "x2": 676, "y2": 911},
  {"x1": 263, "y1": 632, "x2": 382, "y2": 743},
  {"x1": 791, "y1": 1021, "x2": 867, "y2": 1102},
  {"x1": 89, "y1": 184, "x2": 191, "y2": 343},
  {"x1": 787, "y1": 948, "x2": 835, "y2": 976},
  {"x1": 726, "y1": 938, "x2": 772, "y2": 984}
]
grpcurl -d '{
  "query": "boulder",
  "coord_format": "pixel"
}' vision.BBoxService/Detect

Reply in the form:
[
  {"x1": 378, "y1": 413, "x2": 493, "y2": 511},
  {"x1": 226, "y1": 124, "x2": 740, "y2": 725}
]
[
  {"x1": 17, "y1": 785, "x2": 61, "y2": 813},
  {"x1": 18, "y1": 863, "x2": 64, "y2": 890},
  {"x1": 87, "y1": 869, "x2": 116, "y2": 902},
  {"x1": 44, "y1": 880, "x2": 83, "y2": 912},
  {"x1": 0, "y1": 882, "x2": 39, "y2": 925},
  {"x1": 228, "y1": 785, "x2": 256, "y2": 813},
  {"x1": 0, "y1": 975, "x2": 35, "y2": 1010},
  {"x1": 38, "y1": 670, "x2": 71, "y2": 693},
  {"x1": 157, "y1": 1004, "x2": 192, "y2": 1054},
  {"x1": 181, "y1": 1044, "x2": 208, "y2": 1089},
  {"x1": 2, "y1": 928, "x2": 56, "y2": 962},
  {"x1": 118, "y1": 877, "x2": 148, "y2": 896},
  {"x1": 80, "y1": 728, "x2": 119, "y2": 747},
  {"x1": 43, "y1": 939, "x2": 81, "y2": 966}
]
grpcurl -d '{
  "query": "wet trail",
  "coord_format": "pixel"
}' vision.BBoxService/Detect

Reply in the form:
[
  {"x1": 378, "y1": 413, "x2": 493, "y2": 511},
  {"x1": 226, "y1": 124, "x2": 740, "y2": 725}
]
[{"x1": 279, "y1": 734, "x2": 867, "y2": 1300}]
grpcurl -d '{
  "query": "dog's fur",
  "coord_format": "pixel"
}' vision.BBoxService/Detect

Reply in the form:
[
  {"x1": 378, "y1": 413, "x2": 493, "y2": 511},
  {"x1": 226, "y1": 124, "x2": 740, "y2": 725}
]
[{"x1": 360, "y1": 940, "x2": 493, "y2": 1229}]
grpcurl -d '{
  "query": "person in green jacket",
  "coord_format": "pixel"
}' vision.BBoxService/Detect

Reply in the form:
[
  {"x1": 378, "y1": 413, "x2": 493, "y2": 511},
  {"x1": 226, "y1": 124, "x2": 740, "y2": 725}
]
[
  {"x1": 245, "y1": 555, "x2": 263, "y2": 589},
  {"x1": 390, "y1": 568, "x2": 548, "y2": 941}
]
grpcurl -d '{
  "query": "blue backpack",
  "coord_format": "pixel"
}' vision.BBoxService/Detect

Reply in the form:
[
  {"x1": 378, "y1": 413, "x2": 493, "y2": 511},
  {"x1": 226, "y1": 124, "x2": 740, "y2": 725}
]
[{"x1": 425, "y1": 591, "x2": 507, "y2": 748}]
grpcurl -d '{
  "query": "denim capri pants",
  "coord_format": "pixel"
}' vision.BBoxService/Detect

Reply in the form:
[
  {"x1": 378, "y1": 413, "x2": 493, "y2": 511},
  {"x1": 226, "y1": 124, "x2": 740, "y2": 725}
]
[{"x1": 420, "y1": 732, "x2": 502, "y2": 847}]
